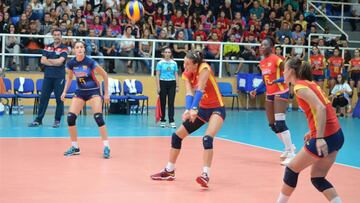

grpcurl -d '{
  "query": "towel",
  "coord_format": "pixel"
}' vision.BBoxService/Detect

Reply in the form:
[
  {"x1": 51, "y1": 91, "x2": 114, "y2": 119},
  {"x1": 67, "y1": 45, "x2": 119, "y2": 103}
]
[
  {"x1": 124, "y1": 79, "x2": 137, "y2": 94},
  {"x1": 108, "y1": 78, "x2": 120, "y2": 95},
  {"x1": 19, "y1": 77, "x2": 25, "y2": 92}
]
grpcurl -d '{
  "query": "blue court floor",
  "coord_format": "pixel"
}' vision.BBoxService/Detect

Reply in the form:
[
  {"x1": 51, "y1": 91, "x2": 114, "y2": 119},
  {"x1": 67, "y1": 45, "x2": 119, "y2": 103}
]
[{"x1": 0, "y1": 108, "x2": 359, "y2": 168}]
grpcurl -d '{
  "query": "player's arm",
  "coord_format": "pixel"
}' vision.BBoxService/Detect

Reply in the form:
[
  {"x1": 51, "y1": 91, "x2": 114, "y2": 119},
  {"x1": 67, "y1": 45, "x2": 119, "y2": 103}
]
[
  {"x1": 94, "y1": 65, "x2": 109, "y2": 97},
  {"x1": 191, "y1": 68, "x2": 210, "y2": 109},
  {"x1": 61, "y1": 68, "x2": 74, "y2": 100}
]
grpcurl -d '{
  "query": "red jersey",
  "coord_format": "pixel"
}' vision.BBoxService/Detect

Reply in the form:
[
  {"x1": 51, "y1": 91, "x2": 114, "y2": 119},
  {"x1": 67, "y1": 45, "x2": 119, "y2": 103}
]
[
  {"x1": 171, "y1": 15, "x2": 185, "y2": 28},
  {"x1": 182, "y1": 63, "x2": 224, "y2": 108},
  {"x1": 327, "y1": 56, "x2": 344, "y2": 78},
  {"x1": 309, "y1": 54, "x2": 326, "y2": 76},
  {"x1": 259, "y1": 54, "x2": 289, "y2": 95},
  {"x1": 216, "y1": 17, "x2": 230, "y2": 31},
  {"x1": 350, "y1": 58, "x2": 360, "y2": 73},
  {"x1": 294, "y1": 80, "x2": 340, "y2": 138}
]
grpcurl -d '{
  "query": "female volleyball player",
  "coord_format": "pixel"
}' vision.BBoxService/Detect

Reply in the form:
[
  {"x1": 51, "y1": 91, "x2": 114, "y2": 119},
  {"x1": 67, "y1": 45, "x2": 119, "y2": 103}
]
[
  {"x1": 348, "y1": 48, "x2": 360, "y2": 112},
  {"x1": 276, "y1": 58, "x2": 344, "y2": 203},
  {"x1": 151, "y1": 51, "x2": 226, "y2": 188},
  {"x1": 310, "y1": 45, "x2": 326, "y2": 90},
  {"x1": 61, "y1": 41, "x2": 111, "y2": 159},
  {"x1": 250, "y1": 38, "x2": 296, "y2": 165}
]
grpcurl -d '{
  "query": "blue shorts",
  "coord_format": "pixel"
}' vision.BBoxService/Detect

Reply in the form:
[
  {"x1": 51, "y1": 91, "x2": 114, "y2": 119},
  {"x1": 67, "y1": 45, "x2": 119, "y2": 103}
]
[
  {"x1": 198, "y1": 107, "x2": 226, "y2": 122},
  {"x1": 313, "y1": 74, "x2": 325, "y2": 82},
  {"x1": 266, "y1": 91, "x2": 289, "y2": 102},
  {"x1": 304, "y1": 129, "x2": 344, "y2": 158},
  {"x1": 74, "y1": 89, "x2": 101, "y2": 101}
]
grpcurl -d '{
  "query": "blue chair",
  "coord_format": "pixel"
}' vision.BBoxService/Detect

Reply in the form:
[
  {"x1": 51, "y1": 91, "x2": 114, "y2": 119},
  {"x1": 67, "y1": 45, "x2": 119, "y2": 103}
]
[
  {"x1": 217, "y1": 82, "x2": 239, "y2": 111},
  {"x1": 237, "y1": 73, "x2": 265, "y2": 109},
  {"x1": 14, "y1": 78, "x2": 39, "y2": 114},
  {"x1": 102, "y1": 80, "x2": 129, "y2": 114},
  {"x1": 123, "y1": 80, "x2": 149, "y2": 115},
  {"x1": 0, "y1": 78, "x2": 17, "y2": 114}
]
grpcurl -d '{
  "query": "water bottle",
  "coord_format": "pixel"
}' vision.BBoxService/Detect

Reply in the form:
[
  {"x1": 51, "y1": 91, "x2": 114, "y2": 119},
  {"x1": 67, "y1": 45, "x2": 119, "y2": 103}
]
[
  {"x1": 12, "y1": 105, "x2": 19, "y2": 115},
  {"x1": 19, "y1": 105, "x2": 24, "y2": 115},
  {"x1": 134, "y1": 105, "x2": 138, "y2": 115},
  {"x1": 5, "y1": 105, "x2": 9, "y2": 114}
]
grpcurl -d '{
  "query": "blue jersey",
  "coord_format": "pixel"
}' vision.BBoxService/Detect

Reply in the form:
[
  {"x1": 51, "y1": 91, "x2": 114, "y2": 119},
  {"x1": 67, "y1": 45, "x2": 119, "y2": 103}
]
[
  {"x1": 156, "y1": 59, "x2": 178, "y2": 81},
  {"x1": 66, "y1": 56, "x2": 100, "y2": 90},
  {"x1": 42, "y1": 43, "x2": 68, "y2": 78}
]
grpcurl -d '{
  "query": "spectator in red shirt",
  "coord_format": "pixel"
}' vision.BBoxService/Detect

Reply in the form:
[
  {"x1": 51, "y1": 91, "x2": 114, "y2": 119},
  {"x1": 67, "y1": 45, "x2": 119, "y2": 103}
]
[
  {"x1": 171, "y1": 10, "x2": 186, "y2": 32},
  {"x1": 216, "y1": 10, "x2": 230, "y2": 34},
  {"x1": 144, "y1": 0, "x2": 156, "y2": 17},
  {"x1": 205, "y1": 32, "x2": 221, "y2": 75},
  {"x1": 233, "y1": 11, "x2": 246, "y2": 30},
  {"x1": 243, "y1": 24, "x2": 258, "y2": 42},
  {"x1": 259, "y1": 23, "x2": 274, "y2": 41},
  {"x1": 154, "y1": 7, "x2": 166, "y2": 36},
  {"x1": 194, "y1": 24, "x2": 208, "y2": 41},
  {"x1": 173, "y1": 30, "x2": 189, "y2": 72}
]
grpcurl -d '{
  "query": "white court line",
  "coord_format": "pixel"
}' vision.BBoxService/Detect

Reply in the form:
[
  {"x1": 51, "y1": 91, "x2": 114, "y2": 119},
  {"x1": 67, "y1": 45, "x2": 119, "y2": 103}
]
[{"x1": 1, "y1": 135, "x2": 359, "y2": 170}]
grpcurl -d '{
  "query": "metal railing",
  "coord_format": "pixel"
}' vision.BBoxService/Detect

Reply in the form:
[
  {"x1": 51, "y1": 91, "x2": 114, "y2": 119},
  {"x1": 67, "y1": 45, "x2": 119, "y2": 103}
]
[
  {"x1": 308, "y1": 0, "x2": 360, "y2": 30},
  {"x1": 1, "y1": 33, "x2": 359, "y2": 78}
]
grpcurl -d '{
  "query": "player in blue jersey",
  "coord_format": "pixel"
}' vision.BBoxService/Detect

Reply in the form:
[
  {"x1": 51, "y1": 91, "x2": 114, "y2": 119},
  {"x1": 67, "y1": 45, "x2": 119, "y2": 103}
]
[{"x1": 61, "y1": 41, "x2": 111, "y2": 159}]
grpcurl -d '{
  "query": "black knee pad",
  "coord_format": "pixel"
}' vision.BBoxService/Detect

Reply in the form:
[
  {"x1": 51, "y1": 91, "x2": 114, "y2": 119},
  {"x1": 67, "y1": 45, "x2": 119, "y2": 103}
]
[
  {"x1": 311, "y1": 177, "x2": 333, "y2": 192},
  {"x1": 275, "y1": 120, "x2": 289, "y2": 133},
  {"x1": 94, "y1": 113, "x2": 105, "y2": 127},
  {"x1": 269, "y1": 123, "x2": 279, "y2": 133},
  {"x1": 67, "y1": 112, "x2": 77, "y2": 126},
  {"x1": 283, "y1": 167, "x2": 299, "y2": 188},
  {"x1": 171, "y1": 133, "x2": 182, "y2": 149},
  {"x1": 202, "y1": 135, "x2": 213, "y2": 149},
  {"x1": 183, "y1": 118, "x2": 205, "y2": 134}
]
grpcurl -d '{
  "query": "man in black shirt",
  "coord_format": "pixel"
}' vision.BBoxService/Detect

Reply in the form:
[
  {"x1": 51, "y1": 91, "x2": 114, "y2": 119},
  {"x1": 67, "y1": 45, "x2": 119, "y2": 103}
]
[{"x1": 29, "y1": 29, "x2": 68, "y2": 128}]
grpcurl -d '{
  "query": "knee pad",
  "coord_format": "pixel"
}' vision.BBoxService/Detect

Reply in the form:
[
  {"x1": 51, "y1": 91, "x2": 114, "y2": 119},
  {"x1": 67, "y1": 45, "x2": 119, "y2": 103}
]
[
  {"x1": 269, "y1": 124, "x2": 279, "y2": 133},
  {"x1": 94, "y1": 113, "x2": 105, "y2": 127},
  {"x1": 171, "y1": 133, "x2": 182, "y2": 149},
  {"x1": 67, "y1": 112, "x2": 77, "y2": 126},
  {"x1": 275, "y1": 113, "x2": 288, "y2": 133},
  {"x1": 311, "y1": 177, "x2": 333, "y2": 192},
  {"x1": 202, "y1": 135, "x2": 213, "y2": 150},
  {"x1": 283, "y1": 167, "x2": 299, "y2": 188},
  {"x1": 183, "y1": 118, "x2": 205, "y2": 134}
]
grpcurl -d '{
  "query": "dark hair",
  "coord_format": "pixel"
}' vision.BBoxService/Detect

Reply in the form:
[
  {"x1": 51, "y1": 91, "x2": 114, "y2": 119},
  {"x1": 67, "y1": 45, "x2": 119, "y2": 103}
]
[
  {"x1": 74, "y1": 40, "x2": 86, "y2": 48},
  {"x1": 52, "y1": 28, "x2": 62, "y2": 35},
  {"x1": 264, "y1": 37, "x2": 274, "y2": 47},
  {"x1": 185, "y1": 50, "x2": 204, "y2": 64},
  {"x1": 335, "y1": 74, "x2": 346, "y2": 84},
  {"x1": 286, "y1": 58, "x2": 313, "y2": 81}
]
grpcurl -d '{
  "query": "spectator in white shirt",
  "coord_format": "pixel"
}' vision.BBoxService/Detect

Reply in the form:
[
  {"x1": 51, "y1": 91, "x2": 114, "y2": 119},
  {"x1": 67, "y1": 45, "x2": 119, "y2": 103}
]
[{"x1": 331, "y1": 74, "x2": 352, "y2": 117}]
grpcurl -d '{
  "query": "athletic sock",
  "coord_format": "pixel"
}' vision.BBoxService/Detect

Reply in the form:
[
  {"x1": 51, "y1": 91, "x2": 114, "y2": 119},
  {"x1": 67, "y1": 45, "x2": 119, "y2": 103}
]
[
  {"x1": 203, "y1": 166, "x2": 210, "y2": 177},
  {"x1": 103, "y1": 140, "x2": 110, "y2": 148},
  {"x1": 71, "y1": 141, "x2": 78, "y2": 148},
  {"x1": 166, "y1": 162, "x2": 175, "y2": 172},
  {"x1": 276, "y1": 193, "x2": 290, "y2": 203},
  {"x1": 330, "y1": 196, "x2": 342, "y2": 203}
]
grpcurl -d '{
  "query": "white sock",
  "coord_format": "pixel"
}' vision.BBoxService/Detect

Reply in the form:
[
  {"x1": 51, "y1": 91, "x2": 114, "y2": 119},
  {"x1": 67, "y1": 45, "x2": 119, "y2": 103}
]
[
  {"x1": 276, "y1": 193, "x2": 290, "y2": 203},
  {"x1": 330, "y1": 196, "x2": 342, "y2": 203},
  {"x1": 166, "y1": 162, "x2": 175, "y2": 172},
  {"x1": 203, "y1": 166, "x2": 211, "y2": 177},
  {"x1": 71, "y1": 141, "x2": 78, "y2": 148},
  {"x1": 281, "y1": 130, "x2": 294, "y2": 153},
  {"x1": 103, "y1": 140, "x2": 110, "y2": 148}
]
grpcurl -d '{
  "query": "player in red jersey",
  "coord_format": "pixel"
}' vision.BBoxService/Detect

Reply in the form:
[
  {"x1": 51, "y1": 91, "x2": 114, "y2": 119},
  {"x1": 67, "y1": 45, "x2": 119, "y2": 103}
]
[
  {"x1": 251, "y1": 38, "x2": 296, "y2": 166},
  {"x1": 276, "y1": 58, "x2": 344, "y2": 203},
  {"x1": 348, "y1": 48, "x2": 360, "y2": 112},
  {"x1": 309, "y1": 46, "x2": 326, "y2": 89},
  {"x1": 327, "y1": 47, "x2": 344, "y2": 93},
  {"x1": 150, "y1": 51, "x2": 226, "y2": 188}
]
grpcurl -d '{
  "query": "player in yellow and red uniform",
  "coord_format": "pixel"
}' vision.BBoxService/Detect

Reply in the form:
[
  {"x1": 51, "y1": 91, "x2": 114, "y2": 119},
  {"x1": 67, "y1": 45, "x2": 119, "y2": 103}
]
[
  {"x1": 327, "y1": 47, "x2": 344, "y2": 93},
  {"x1": 151, "y1": 51, "x2": 225, "y2": 188},
  {"x1": 349, "y1": 48, "x2": 360, "y2": 111},
  {"x1": 309, "y1": 46, "x2": 326, "y2": 89},
  {"x1": 276, "y1": 58, "x2": 344, "y2": 203},
  {"x1": 251, "y1": 38, "x2": 295, "y2": 166}
]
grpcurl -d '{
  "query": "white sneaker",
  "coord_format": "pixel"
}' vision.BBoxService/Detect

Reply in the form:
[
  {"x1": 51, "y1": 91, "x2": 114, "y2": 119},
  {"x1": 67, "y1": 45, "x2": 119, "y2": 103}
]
[
  {"x1": 160, "y1": 122, "x2": 166, "y2": 128},
  {"x1": 169, "y1": 122, "x2": 176, "y2": 129},
  {"x1": 281, "y1": 153, "x2": 295, "y2": 166},
  {"x1": 280, "y1": 144, "x2": 296, "y2": 160}
]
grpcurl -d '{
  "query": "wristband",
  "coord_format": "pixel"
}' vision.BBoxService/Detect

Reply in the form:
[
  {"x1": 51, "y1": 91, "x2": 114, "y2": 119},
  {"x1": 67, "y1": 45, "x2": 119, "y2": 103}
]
[
  {"x1": 185, "y1": 95, "x2": 193, "y2": 110},
  {"x1": 191, "y1": 90, "x2": 203, "y2": 109}
]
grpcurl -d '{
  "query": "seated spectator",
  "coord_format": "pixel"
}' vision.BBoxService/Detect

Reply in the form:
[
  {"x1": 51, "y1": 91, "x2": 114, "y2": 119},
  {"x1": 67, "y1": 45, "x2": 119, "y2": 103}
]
[
  {"x1": 101, "y1": 28, "x2": 117, "y2": 73},
  {"x1": 223, "y1": 34, "x2": 243, "y2": 76},
  {"x1": 72, "y1": 9, "x2": 86, "y2": 32},
  {"x1": 43, "y1": 0, "x2": 56, "y2": 14},
  {"x1": 241, "y1": 33, "x2": 258, "y2": 74},
  {"x1": 201, "y1": 10, "x2": 216, "y2": 33},
  {"x1": 259, "y1": 23, "x2": 274, "y2": 41},
  {"x1": 265, "y1": 10, "x2": 281, "y2": 33},
  {"x1": 250, "y1": 1, "x2": 265, "y2": 22},
  {"x1": 154, "y1": 6, "x2": 166, "y2": 36},
  {"x1": 204, "y1": 32, "x2": 221, "y2": 75},
  {"x1": 84, "y1": 3, "x2": 94, "y2": 26},
  {"x1": 155, "y1": 29, "x2": 170, "y2": 58},
  {"x1": 30, "y1": 0, "x2": 44, "y2": 20},
  {"x1": 243, "y1": 24, "x2": 258, "y2": 42},
  {"x1": 291, "y1": 38, "x2": 306, "y2": 61},
  {"x1": 139, "y1": 28, "x2": 153, "y2": 74},
  {"x1": 295, "y1": 13, "x2": 307, "y2": 32},
  {"x1": 173, "y1": 30, "x2": 188, "y2": 72},
  {"x1": 282, "y1": 36, "x2": 292, "y2": 59},
  {"x1": 226, "y1": 23, "x2": 243, "y2": 42},
  {"x1": 157, "y1": 0, "x2": 174, "y2": 21},
  {"x1": 275, "y1": 46, "x2": 286, "y2": 61},
  {"x1": 85, "y1": 29, "x2": 105, "y2": 66},
  {"x1": 223, "y1": 0, "x2": 233, "y2": 20},
  {"x1": 75, "y1": 22, "x2": 87, "y2": 36},
  {"x1": 109, "y1": 18, "x2": 122, "y2": 37},
  {"x1": 232, "y1": 11, "x2": 246, "y2": 30},
  {"x1": 189, "y1": 0, "x2": 206, "y2": 17},
  {"x1": 171, "y1": 10, "x2": 185, "y2": 32},
  {"x1": 120, "y1": 26, "x2": 135, "y2": 74},
  {"x1": 175, "y1": 0, "x2": 189, "y2": 18},
  {"x1": 187, "y1": 12, "x2": 200, "y2": 38},
  {"x1": 16, "y1": 13, "x2": 29, "y2": 34},
  {"x1": 55, "y1": 0, "x2": 71, "y2": 18},
  {"x1": 22, "y1": 20, "x2": 44, "y2": 71},
  {"x1": 216, "y1": 10, "x2": 231, "y2": 35},
  {"x1": 144, "y1": 0, "x2": 156, "y2": 17},
  {"x1": 211, "y1": 21, "x2": 225, "y2": 41},
  {"x1": 102, "y1": 8, "x2": 114, "y2": 26},
  {"x1": 63, "y1": 29, "x2": 76, "y2": 53},
  {"x1": 40, "y1": 12, "x2": 53, "y2": 35},
  {"x1": 191, "y1": 35, "x2": 205, "y2": 53},
  {"x1": 90, "y1": 15, "x2": 105, "y2": 37},
  {"x1": 331, "y1": 74, "x2": 352, "y2": 117},
  {"x1": 291, "y1": 23, "x2": 305, "y2": 44},
  {"x1": 276, "y1": 21, "x2": 292, "y2": 44},
  {"x1": 166, "y1": 23, "x2": 176, "y2": 39},
  {"x1": 193, "y1": 24, "x2": 208, "y2": 41},
  {"x1": 5, "y1": 24, "x2": 21, "y2": 71}
]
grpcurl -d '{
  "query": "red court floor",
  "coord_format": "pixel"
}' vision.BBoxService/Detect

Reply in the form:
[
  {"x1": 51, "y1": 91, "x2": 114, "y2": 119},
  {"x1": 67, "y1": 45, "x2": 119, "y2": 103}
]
[{"x1": 0, "y1": 137, "x2": 359, "y2": 203}]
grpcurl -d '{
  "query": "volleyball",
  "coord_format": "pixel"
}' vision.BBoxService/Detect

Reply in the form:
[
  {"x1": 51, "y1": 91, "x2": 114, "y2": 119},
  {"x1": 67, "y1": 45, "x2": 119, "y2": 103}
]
[{"x1": 125, "y1": 0, "x2": 144, "y2": 22}]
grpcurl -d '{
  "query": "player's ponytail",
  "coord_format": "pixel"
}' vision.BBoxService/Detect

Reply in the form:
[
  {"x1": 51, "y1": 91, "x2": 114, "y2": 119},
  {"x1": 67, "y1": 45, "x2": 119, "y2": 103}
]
[
  {"x1": 185, "y1": 50, "x2": 204, "y2": 65},
  {"x1": 286, "y1": 58, "x2": 313, "y2": 81}
]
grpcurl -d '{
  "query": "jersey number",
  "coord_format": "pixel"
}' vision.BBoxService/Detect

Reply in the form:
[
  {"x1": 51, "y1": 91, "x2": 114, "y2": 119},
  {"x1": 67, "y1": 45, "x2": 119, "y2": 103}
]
[{"x1": 79, "y1": 78, "x2": 86, "y2": 85}]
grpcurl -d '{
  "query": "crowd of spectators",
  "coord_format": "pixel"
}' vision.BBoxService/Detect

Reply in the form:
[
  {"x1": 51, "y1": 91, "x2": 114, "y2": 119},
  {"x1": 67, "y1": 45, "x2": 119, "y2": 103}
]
[{"x1": 0, "y1": 0, "x2": 358, "y2": 75}]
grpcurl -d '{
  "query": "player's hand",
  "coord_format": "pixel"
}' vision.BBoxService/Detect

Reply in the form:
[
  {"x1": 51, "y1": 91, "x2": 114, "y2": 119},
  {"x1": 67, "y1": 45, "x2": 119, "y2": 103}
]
[
  {"x1": 103, "y1": 94, "x2": 110, "y2": 105},
  {"x1": 316, "y1": 138, "x2": 328, "y2": 157},
  {"x1": 303, "y1": 131, "x2": 311, "y2": 143},
  {"x1": 250, "y1": 90, "x2": 257, "y2": 98},
  {"x1": 176, "y1": 86, "x2": 179, "y2": 92},
  {"x1": 157, "y1": 87, "x2": 160, "y2": 94},
  {"x1": 182, "y1": 110, "x2": 190, "y2": 121},
  {"x1": 61, "y1": 92, "x2": 66, "y2": 101},
  {"x1": 189, "y1": 109, "x2": 198, "y2": 123}
]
